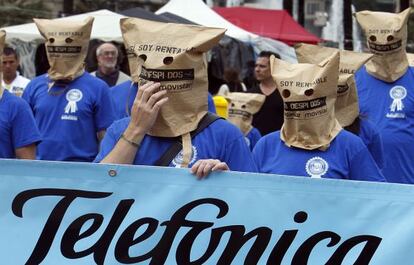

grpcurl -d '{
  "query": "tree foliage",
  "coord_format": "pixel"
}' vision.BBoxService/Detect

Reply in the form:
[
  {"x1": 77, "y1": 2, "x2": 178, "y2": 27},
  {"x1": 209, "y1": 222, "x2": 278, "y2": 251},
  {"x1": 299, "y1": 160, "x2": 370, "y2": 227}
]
[{"x1": 0, "y1": 0, "x2": 52, "y2": 26}]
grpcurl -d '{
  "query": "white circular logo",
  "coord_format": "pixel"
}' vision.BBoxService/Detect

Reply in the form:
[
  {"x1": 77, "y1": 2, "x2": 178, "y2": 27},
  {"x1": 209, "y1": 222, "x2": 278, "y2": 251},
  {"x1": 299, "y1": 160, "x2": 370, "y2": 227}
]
[
  {"x1": 66, "y1": 89, "x2": 83, "y2": 102},
  {"x1": 305, "y1": 156, "x2": 328, "y2": 178},
  {"x1": 389, "y1": 86, "x2": 407, "y2": 100},
  {"x1": 172, "y1": 145, "x2": 198, "y2": 167}
]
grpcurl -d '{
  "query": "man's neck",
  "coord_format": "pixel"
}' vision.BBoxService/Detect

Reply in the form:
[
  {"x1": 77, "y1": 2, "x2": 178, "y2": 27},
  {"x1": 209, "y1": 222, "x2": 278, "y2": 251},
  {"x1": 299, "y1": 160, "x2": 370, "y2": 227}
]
[
  {"x1": 3, "y1": 74, "x2": 17, "y2": 85},
  {"x1": 259, "y1": 78, "x2": 277, "y2": 96},
  {"x1": 99, "y1": 66, "x2": 117, "y2": 76}
]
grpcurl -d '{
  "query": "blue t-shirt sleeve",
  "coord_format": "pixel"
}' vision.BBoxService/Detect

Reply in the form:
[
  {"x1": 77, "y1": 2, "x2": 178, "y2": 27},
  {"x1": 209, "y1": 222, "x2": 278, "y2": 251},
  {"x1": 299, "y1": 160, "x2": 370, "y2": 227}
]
[
  {"x1": 94, "y1": 82, "x2": 116, "y2": 131},
  {"x1": 11, "y1": 98, "x2": 41, "y2": 148},
  {"x1": 349, "y1": 147, "x2": 386, "y2": 182},
  {"x1": 222, "y1": 133, "x2": 258, "y2": 173},
  {"x1": 247, "y1": 127, "x2": 262, "y2": 151},
  {"x1": 21, "y1": 80, "x2": 35, "y2": 108},
  {"x1": 93, "y1": 122, "x2": 120, "y2": 162}
]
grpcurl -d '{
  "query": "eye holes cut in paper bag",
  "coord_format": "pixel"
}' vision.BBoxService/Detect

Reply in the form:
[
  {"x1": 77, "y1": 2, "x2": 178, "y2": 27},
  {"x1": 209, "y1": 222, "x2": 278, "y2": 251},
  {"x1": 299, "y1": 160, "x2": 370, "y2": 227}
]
[
  {"x1": 120, "y1": 17, "x2": 226, "y2": 138},
  {"x1": 270, "y1": 51, "x2": 342, "y2": 150},
  {"x1": 225, "y1": 92, "x2": 265, "y2": 135},
  {"x1": 295, "y1": 43, "x2": 373, "y2": 127},
  {"x1": 34, "y1": 17, "x2": 94, "y2": 82},
  {"x1": 355, "y1": 8, "x2": 411, "y2": 82}
]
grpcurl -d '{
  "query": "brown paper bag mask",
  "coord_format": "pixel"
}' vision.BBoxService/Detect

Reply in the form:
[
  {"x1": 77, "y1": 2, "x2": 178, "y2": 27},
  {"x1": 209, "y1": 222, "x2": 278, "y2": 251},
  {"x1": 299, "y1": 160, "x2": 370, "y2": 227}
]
[
  {"x1": 225, "y1": 92, "x2": 265, "y2": 135},
  {"x1": 407, "y1": 53, "x2": 414, "y2": 67},
  {"x1": 34, "y1": 17, "x2": 94, "y2": 81},
  {"x1": 295, "y1": 43, "x2": 373, "y2": 127},
  {"x1": 121, "y1": 18, "x2": 225, "y2": 168},
  {"x1": 121, "y1": 17, "x2": 225, "y2": 138},
  {"x1": 0, "y1": 31, "x2": 6, "y2": 99},
  {"x1": 355, "y1": 8, "x2": 411, "y2": 82},
  {"x1": 270, "y1": 51, "x2": 342, "y2": 150}
]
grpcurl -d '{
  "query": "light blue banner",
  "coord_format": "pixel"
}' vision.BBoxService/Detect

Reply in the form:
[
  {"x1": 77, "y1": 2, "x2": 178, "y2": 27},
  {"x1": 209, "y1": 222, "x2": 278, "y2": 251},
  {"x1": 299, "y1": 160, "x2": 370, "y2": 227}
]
[{"x1": 1, "y1": 159, "x2": 414, "y2": 264}]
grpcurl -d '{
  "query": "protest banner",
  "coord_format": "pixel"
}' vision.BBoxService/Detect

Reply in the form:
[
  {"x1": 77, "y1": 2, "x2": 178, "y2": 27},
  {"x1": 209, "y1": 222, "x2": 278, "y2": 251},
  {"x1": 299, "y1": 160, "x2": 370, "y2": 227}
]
[{"x1": 1, "y1": 159, "x2": 413, "y2": 264}]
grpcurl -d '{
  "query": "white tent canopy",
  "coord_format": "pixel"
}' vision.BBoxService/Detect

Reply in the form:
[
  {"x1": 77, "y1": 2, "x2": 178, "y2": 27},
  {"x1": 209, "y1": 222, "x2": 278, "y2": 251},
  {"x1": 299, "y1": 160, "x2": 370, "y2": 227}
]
[
  {"x1": 0, "y1": 9, "x2": 126, "y2": 42},
  {"x1": 156, "y1": 0, "x2": 296, "y2": 62},
  {"x1": 156, "y1": 0, "x2": 258, "y2": 42}
]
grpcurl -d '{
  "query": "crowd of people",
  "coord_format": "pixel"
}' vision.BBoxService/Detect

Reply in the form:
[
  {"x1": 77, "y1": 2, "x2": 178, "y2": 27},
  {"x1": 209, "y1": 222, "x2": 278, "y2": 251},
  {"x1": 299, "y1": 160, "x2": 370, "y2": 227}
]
[{"x1": 1, "y1": 8, "x2": 413, "y2": 183}]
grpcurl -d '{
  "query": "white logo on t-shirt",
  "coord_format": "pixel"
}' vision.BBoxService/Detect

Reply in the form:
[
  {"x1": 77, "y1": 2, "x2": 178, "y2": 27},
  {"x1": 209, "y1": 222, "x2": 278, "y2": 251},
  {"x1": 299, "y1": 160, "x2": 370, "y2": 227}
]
[
  {"x1": 62, "y1": 89, "x2": 83, "y2": 121},
  {"x1": 389, "y1": 86, "x2": 406, "y2": 112},
  {"x1": 172, "y1": 145, "x2": 198, "y2": 168},
  {"x1": 64, "y1": 89, "x2": 83, "y2": 114},
  {"x1": 305, "y1": 156, "x2": 328, "y2": 178}
]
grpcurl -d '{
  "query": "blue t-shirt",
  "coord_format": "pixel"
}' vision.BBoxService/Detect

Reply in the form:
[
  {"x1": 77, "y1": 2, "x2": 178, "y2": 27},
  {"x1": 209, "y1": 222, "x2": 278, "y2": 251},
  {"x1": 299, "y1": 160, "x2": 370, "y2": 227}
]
[
  {"x1": 22, "y1": 72, "x2": 115, "y2": 162},
  {"x1": 356, "y1": 66, "x2": 414, "y2": 183},
  {"x1": 110, "y1": 81, "x2": 217, "y2": 120},
  {"x1": 245, "y1": 127, "x2": 261, "y2": 151},
  {"x1": 94, "y1": 117, "x2": 257, "y2": 173},
  {"x1": 0, "y1": 90, "x2": 41, "y2": 158},
  {"x1": 358, "y1": 117, "x2": 384, "y2": 170},
  {"x1": 252, "y1": 130, "x2": 385, "y2": 182}
]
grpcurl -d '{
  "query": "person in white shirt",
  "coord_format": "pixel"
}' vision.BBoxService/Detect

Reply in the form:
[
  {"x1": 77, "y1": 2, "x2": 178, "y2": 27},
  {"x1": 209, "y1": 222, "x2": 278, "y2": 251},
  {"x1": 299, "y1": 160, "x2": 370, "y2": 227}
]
[{"x1": 2, "y1": 47, "x2": 30, "y2": 97}]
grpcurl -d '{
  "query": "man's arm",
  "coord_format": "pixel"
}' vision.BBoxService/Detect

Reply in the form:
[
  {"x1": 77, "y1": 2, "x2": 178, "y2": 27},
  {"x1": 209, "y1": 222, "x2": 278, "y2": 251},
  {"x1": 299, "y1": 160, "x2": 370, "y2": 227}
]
[
  {"x1": 100, "y1": 82, "x2": 168, "y2": 164},
  {"x1": 15, "y1": 144, "x2": 36, "y2": 159}
]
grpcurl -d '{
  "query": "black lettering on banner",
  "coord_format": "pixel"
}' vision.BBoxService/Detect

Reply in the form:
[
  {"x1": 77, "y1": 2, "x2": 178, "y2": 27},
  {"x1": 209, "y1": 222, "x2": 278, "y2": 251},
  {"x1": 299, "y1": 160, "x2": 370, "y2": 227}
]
[
  {"x1": 115, "y1": 217, "x2": 159, "y2": 263},
  {"x1": 284, "y1": 97, "x2": 327, "y2": 111},
  {"x1": 12, "y1": 188, "x2": 112, "y2": 265},
  {"x1": 368, "y1": 40, "x2": 402, "y2": 53},
  {"x1": 47, "y1": 46, "x2": 82, "y2": 54},
  {"x1": 139, "y1": 67, "x2": 194, "y2": 82},
  {"x1": 11, "y1": 188, "x2": 382, "y2": 265}
]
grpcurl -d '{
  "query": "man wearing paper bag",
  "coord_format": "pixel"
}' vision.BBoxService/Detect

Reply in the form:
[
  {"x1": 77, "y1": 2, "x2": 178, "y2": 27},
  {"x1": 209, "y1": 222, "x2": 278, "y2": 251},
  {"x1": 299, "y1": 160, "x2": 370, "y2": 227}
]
[
  {"x1": 355, "y1": 8, "x2": 414, "y2": 183},
  {"x1": 22, "y1": 17, "x2": 115, "y2": 162},
  {"x1": 252, "y1": 52, "x2": 385, "y2": 182},
  {"x1": 225, "y1": 92, "x2": 265, "y2": 151},
  {"x1": 95, "y1": 18, "x2": 257, "y2": 178},
  {"x1": 295, "y1": 43, "x2": 384, "y2": 170}
]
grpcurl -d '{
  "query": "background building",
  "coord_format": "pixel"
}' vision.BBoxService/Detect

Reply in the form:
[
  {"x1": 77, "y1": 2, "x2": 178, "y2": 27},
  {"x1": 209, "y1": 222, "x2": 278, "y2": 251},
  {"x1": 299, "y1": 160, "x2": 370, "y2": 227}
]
[{"x1": 0, "y1": 0, "x2": 412, "y2": 51}]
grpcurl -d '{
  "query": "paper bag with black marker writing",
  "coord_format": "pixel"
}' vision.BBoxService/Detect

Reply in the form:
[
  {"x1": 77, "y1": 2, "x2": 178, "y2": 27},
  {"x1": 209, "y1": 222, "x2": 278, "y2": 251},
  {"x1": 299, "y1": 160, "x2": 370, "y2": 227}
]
[
  {"x1": 295, "y1": 43, "x2": 373, "y2": 127},
  {"x1": 121, "y1": 18, "x2": 225, "y2": 168},
  {"x1": 270, "y1": 51, "x2": 342, "y2": 150},
  {"x1": 355, "y1": 8, "x2": 411, "y2": 82},
  {"x1": 225, "y1": 92, "x2": 265, "y2": 135},
  {"x1": 121, "y1": 17, "x2": 225, "y2": 138},
  {"x1": 0, "y1": 31, "x2": 6, "y2": 99},
  {"x1": 34, "y1": 17, "x2": 94, "y2": 81}
]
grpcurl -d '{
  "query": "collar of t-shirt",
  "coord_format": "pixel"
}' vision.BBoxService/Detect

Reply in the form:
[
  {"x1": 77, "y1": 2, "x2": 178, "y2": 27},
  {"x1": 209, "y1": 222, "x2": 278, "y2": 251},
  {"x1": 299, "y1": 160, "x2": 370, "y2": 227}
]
[{"x1": 96, "y1": 68, "x2": 120, "y2": 87}]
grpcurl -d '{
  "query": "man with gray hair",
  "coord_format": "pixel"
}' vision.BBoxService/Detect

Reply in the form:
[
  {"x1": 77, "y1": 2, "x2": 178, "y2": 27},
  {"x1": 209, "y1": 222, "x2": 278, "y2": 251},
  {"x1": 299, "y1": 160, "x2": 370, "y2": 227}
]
[{"x1": 91, "y1": 42, "x2": 130, "y2": 87}]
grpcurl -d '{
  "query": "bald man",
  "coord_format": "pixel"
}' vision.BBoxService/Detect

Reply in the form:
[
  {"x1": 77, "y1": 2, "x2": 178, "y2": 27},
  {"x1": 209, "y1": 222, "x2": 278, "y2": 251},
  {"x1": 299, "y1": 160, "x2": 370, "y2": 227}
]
[{"x1": 91, "y1": 42, "x2": 130, "y2": 87}]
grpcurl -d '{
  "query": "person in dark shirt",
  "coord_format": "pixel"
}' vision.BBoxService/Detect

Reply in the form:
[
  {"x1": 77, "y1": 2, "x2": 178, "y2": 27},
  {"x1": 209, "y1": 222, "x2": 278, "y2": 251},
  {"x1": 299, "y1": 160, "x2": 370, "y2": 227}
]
[
  {"x1": 91, "y1": 42, "x2": 130, "y2": 87},
  {"x1": 247, "y1": 51, "x2": 284, "y2": 136}
]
